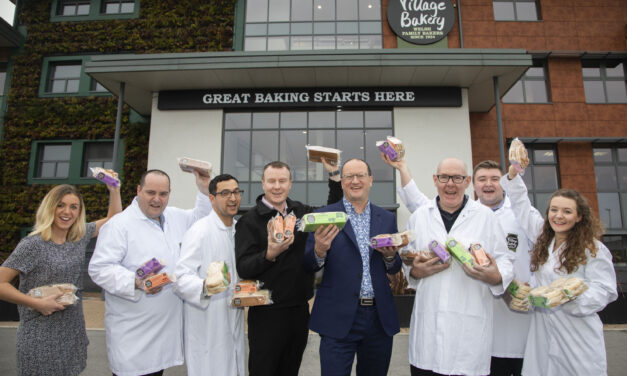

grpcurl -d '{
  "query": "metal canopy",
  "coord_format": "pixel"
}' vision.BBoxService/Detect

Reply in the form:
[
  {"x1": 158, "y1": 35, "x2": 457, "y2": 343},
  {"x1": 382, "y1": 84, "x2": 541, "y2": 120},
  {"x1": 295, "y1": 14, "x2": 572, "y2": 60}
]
[
  {"x1": 85, "y1": 49, "x2": 532, "y2": 116},
  {"x1": 0, "y1": 18, "x2": 23, "y2": 48}
]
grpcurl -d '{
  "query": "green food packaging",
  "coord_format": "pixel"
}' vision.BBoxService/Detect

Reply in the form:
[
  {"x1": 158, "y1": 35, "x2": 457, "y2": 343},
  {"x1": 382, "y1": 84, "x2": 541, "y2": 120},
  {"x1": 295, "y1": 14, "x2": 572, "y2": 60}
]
[
  {"x1": 445, "y1": 238, "x2": 474, "y2": 267},
  {"x1": 507, "y1": 280, "x2": 520, "y2": 297},
  {"x1": 528, "y1": 295, "x2": 551, "y2": 309},
  {"x1": 298, "y1": 212, "x2": 347, "y2": 232}
]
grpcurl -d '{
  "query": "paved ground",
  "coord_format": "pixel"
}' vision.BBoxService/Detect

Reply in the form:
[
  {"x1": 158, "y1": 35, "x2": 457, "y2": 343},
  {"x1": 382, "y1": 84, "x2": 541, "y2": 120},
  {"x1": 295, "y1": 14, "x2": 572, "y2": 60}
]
[{"x1": 0, "y1": 296, "x2": 626, "y2": 375}]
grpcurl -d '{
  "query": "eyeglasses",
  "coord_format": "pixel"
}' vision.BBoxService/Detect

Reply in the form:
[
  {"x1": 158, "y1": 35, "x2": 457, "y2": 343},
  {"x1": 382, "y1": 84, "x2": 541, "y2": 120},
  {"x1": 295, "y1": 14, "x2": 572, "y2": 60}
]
[
  {"x1": 214, "y1": 189, "x2": 244, "y2": 198},
  {"x1": 436, "y1": 175, "x2": 466, "y2": 184},
  {"x1": 341, "y1": 173, "x2": 370, "y2": 181}
]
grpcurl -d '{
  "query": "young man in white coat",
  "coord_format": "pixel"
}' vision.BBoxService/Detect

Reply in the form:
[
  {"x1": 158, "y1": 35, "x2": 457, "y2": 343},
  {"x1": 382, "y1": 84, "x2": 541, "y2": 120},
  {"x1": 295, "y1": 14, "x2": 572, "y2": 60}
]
[
  {"x1": 174, "y1": 174, "x2": 245, "y2": 376},
  {"x1": 402, "y1": 158, "x2": 515, "y2": 376},
  {"x1": 88, "y1": 169, "x2": 212, "y2": 376},
  {"x1": 385, "y1": 156, "x2": 541, "y2": 375}
]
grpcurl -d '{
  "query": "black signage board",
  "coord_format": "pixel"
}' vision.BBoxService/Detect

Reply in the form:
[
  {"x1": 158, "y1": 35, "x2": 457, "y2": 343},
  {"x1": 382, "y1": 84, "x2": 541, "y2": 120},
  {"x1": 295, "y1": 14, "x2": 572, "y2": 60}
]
[
  {"x1": 387, "y1": 0, "x2": 456, "y2": 45},
  {"x1": 158, "y1": 87, "x2": 461, "y2": 110}
]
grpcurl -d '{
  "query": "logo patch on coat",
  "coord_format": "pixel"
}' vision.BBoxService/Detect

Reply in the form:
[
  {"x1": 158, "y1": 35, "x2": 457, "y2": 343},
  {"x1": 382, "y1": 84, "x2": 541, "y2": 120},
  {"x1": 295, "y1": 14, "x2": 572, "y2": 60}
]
[{"x1": 506, "y1": 233, "x2": 519, "y2": 252}]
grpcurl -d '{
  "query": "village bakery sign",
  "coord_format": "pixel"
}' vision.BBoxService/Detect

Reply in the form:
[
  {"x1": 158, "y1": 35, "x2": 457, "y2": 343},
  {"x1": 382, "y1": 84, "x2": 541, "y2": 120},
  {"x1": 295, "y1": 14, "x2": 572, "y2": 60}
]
[{"x1": 387, "y1": 0, "x2": 455, "y2": 45}]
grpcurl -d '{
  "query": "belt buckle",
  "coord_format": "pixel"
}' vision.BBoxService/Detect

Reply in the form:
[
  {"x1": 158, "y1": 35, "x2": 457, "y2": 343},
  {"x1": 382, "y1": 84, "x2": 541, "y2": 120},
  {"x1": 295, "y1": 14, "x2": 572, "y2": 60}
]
[{"x1": 360, "y1": 298, "x2": 374, "y2": 306}]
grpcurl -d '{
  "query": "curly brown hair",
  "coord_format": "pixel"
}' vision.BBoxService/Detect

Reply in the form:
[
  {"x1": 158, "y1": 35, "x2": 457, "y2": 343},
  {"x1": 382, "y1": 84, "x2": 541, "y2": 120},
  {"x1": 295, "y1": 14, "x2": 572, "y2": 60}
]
[{"x1": 530, "y1": 189, "x2": 604, "y2": 274}]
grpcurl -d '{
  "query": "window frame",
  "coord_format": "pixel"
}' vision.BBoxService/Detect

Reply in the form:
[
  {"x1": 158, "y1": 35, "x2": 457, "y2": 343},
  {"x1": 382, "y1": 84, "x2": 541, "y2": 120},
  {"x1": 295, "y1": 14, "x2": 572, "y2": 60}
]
[
  {"x1": 593, "y1": 144, "x2": 627, "y2": 232},
  {"x1": 582, "y1": 59, "x2": 627, "y2": 104},
  {"x1": 50, "y1": 0, "x2": 139, "y2": 22},
  {"x1": 39, "y1": 56, "x2": 112, "y2": 98},
  {"x1": 502, "y1": 59, "x2": 551, "y2": 104},
  {"x1": 28, "y1": 139, "x2": 124, "y2": 185},
  {"x1": 493, "y1": 0, "x2": 541, "y2": 22},
  {"x1": 222, "y1": 109, "x2": 398, "y2": 211},
  {"x1": 238, "y1": 0, "x2": 383, "y2": 52}
]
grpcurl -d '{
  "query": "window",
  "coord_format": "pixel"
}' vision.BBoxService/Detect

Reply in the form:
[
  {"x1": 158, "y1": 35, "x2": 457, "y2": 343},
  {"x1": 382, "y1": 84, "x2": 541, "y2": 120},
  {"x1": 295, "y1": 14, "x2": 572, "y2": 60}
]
[
  {"x1": 58, "y1": 0, "x2": 90, "y2": 16},
  {"x1": 502, "y1": 59, "x2": 549, "y2": 103},
  {"x1": 51, "y1": 0, "x2": 139, "y2": 21},
  {"x1": 493, "y1": 0, "x2": 540, "y2": 21},
  {"x1": 40, "y1": 56, "x2": 111, "y2": 97},
  {"x1": 519, "y1": 144, "x2": 559, "y2": 216},
  {"x1": 102, "y1": 0, "x2": 135, "y2": 14},
  {"x1": 35, "y1": 144, "x2": 72, "y2": 178},
  {"x1": 82, "y1": 142, "x2": 114, "y2": 176},
  {"x1": 582, "y1": 60, "x2": 627, "y2": 104},
  {"x1": 244, "y1": 0, "x2": 382, "y2": 51},
  {"x1": 593, "y1": 146, "x2": 627, "y2": 230},
  {"x1": 48, "y1": 62, "x2": 81, "y2": 94},
  {"x1": 594, "y1": 145, "x2": 627, "y2": 264},
  {"x1": 223, "y1": 110, "x2": 395, "y2": 208},
  {"x1": 28, "y1": 140, "x2": 122, "y2": 184}
]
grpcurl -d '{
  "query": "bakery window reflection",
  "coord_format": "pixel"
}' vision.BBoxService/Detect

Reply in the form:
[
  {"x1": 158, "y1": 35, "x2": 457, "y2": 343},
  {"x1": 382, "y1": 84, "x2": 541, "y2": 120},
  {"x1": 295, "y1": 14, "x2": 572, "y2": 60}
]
[{"x1": 223, "y1": 110, "x2": 395, "y2": 207}]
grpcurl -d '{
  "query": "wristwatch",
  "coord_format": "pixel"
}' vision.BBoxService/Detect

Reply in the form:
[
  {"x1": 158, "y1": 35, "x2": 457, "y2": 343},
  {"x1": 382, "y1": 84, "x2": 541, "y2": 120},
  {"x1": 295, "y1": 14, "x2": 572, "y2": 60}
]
[
  {"x1": 329, "y1": 170, "x2": 340, "y2": 177},
  {"x1": 384, "y1": 255, "x2": 395, "y2": 262}
]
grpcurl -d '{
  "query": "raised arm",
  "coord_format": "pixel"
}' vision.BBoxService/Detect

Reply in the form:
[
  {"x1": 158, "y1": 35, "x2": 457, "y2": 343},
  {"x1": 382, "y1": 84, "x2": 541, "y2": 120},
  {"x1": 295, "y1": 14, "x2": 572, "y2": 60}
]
[
  {"x1": 381, "y1": 153, "x2": 429, "y2": 213},
  {"x1": 500, "y1": 168, "x2": 545, "y2": 242},
  {"x1": 93, "y1": 183, "x2": 122, "y2": 238}
]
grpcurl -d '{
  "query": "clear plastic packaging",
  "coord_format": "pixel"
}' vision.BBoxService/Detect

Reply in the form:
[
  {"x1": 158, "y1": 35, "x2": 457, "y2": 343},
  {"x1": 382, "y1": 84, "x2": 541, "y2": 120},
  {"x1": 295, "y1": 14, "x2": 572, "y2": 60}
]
[
  {"x1": 28, "y1": 283, "x2": 79, "y2": 307},
  {"x1": 306, "y1": 145, "x2": 341, "y2": 166},
  {"x1": 204, "y1": 261, "x2": 231, "y2": 296},
  {"x1": 376, "y1": 136, "x2": 405, "y2": 162}
]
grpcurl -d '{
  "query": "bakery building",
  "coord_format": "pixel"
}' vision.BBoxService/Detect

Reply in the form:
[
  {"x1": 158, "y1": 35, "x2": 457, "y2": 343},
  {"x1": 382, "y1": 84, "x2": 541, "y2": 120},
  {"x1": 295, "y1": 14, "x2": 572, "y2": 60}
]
[{"x1": 0, "y1": 1, "x2": 625, "y2": 301}]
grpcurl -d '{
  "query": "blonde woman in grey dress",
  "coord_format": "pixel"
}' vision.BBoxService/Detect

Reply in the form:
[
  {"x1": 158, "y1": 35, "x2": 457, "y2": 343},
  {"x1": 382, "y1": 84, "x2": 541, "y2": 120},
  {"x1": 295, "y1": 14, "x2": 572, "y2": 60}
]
[{"x1": 0, "y1": 183, "x2": 121, "y2": 376}]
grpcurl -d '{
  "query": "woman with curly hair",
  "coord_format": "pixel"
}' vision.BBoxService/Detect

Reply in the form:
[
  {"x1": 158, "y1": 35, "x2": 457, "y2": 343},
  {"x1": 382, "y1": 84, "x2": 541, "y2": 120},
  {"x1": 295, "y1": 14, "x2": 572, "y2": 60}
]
[
  {"x1": 0, "y1": 182, "x2": 121, "y2": 376},
  {"x1": 501, "y1": 165, "x2": 617, "y2": 376}
]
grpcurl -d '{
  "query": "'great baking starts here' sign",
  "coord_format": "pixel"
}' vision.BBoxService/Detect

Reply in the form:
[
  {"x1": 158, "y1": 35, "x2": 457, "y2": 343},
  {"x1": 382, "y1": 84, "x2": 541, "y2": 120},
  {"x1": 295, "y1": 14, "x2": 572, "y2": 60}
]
[
  {"x1": 158, "y1": 87, "x2": 462, "y2": 110},
  {"x1": 387, "y1": 0, "x2": 456, "y2": 45}
]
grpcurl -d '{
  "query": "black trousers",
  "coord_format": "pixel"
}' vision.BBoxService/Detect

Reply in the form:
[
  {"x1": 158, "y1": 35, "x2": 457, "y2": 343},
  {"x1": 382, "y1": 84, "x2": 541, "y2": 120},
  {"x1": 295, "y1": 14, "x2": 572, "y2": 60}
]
[
  {"x1": 489, "y1": 357, "x2": 523, "y2": 376},
  {"x1": 247, "y1": 303, "x2": 310, "y2": 376}
]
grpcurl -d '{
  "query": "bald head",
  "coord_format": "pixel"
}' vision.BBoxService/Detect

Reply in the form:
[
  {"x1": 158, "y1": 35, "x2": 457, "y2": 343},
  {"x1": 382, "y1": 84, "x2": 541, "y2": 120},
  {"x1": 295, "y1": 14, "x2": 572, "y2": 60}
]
[{"x1": 436, "y1": 158, "x2": 468, "y2": 175}]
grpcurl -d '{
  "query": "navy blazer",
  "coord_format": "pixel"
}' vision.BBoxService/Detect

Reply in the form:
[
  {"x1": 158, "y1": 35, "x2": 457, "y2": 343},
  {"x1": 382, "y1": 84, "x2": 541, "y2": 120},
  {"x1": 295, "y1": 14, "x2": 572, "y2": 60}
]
[{"x1": 303, "y1": 199, "x2": 402, "y2": 339}]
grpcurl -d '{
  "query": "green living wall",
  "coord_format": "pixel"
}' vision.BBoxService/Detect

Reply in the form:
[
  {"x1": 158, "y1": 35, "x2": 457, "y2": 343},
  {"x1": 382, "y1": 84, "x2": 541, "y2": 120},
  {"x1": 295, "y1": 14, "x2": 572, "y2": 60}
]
[{"x1": 0, "y1": 0, "x2": 234, "y2": 259}]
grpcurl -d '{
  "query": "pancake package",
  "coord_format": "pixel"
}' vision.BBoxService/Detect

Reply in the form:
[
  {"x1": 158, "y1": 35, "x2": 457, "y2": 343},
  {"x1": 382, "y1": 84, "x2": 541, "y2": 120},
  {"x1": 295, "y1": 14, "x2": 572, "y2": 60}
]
[
  {"x1": 231, "y1": 280, "x2": 273, "y2": 307},
  {"x1": 528, "y1": 277, "x2": 588, "y2": 308},
  {"x1": 90, "y1": 167, "x2": 120, "y2": 187},
  {"x1": 204, "y1": 261, "x2": 231, "y2": 296},
  {"x1": 376, "y1": 136, "x2": 405, "y2": 162},
  {"x1": 268, "y1": 212, "x2": 297, "y2": 243},
  {"x1": 27, "y1": 283, "x2": 78, "y2": 306},
  {"x1": 370, "y1": 230, "x2": 415, "y2": 248},
  {"x1": 508, "y1": 138, "x2": 529, "y2": 175},
  {"x1": 136, "y1": 258, "x2": 165, "y2": 279},
  {"x1": 297, "y1": 212, "x2": 347, "y2": 232},
  {"x1": 506, "y1": 279, "x2": 531, "y2": 312},
  {"x1": 177, "y1": 157, "x2": 212, "y2": 177},
  {"x1": 306, "y1": 145, "x2": 341, "y2": 166},
  {"x1": 143, "y1": 272, "x2": 175, "y2": 293},
  {"x1": 445, "y1": 238, "x2": 474, "y2": 267}
]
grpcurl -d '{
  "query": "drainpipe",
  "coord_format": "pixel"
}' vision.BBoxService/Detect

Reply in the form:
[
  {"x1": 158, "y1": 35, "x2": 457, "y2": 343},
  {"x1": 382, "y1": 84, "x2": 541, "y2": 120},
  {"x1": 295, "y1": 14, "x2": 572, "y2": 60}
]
[
  {"x1": 112, "y1": 82, "x2": 125, "y2": 170},
  {"x1": 457, "y1": 0, "x2": 464, "y2": 48},
  {"x1": 493, "y1": 76, "x2": 506, "y2": 172}
]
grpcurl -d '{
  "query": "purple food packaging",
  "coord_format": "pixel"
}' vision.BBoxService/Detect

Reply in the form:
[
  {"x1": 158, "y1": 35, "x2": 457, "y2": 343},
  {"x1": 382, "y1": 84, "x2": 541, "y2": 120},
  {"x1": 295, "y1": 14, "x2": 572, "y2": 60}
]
[
  {"x1": 428, "y1": 240, "x2": 451, "y2": 263},
  {"x1": 370, "y1": 236, "x2": 395, "y2": 248},
  {"x1": 136, "y1": 258, "x2": 165, "y2": 279},
  {"x1": 377, "y1": 141, "x2": 398, "y2": 161}
]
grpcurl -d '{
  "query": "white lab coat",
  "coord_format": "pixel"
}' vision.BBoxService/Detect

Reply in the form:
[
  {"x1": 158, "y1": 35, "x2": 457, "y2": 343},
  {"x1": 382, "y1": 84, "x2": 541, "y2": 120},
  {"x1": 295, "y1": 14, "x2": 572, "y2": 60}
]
[
  {"x1": 174, "y1": 211, "x2": 245, "y2": 376},
  {"x1": 501, "y1": 175, "x2": 618, "y2": 376},
  {"x1": 88, "y1": 192, "x2": 211, "y2": 376},
  {"x1": 404, "y1": 198, "x2": 515, "y2": 375},
  {"x1": 399, "y1": 180, "x2": 537, "y2": 357}
]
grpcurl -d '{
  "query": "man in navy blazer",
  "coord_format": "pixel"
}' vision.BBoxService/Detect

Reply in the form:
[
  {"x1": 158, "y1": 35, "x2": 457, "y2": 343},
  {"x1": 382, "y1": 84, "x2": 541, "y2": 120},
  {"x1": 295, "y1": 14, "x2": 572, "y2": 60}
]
[{"x1": 303, "y1": 158, "x2": 402, "y2": 376}]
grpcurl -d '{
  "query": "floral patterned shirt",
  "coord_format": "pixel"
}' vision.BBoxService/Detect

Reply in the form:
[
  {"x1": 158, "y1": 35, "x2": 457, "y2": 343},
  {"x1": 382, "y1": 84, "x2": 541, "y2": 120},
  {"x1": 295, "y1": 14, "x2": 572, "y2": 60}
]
[{"x1": 343, "y1": 197, "x2": 374, "y2": 298}]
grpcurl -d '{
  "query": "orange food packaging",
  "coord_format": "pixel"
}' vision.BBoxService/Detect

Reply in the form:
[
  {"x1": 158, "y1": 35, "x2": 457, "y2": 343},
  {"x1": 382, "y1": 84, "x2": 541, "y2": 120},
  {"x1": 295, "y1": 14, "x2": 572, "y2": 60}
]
[
  {"x1": 143, "y1": 272, "x2": 175, "y2": 292},
  {"x1": 469, "y1": 243, "x2": 490, "y2": 267},
  {"x1": 283, "y1": 212, "x2": 297, "y2": 238},
  {"x1": 235, "y1": 280, "x2": 263, "y2": 294},
  {"x1": 269, "y1": 213, "x2": 285, "y2": 243}
]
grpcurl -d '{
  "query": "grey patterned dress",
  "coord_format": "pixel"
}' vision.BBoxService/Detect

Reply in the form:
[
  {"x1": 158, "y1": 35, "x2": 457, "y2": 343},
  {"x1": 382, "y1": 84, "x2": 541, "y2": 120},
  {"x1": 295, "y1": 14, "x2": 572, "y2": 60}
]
[{"x1": 2, "y1": 222, "x2": 96, "y2": 376}]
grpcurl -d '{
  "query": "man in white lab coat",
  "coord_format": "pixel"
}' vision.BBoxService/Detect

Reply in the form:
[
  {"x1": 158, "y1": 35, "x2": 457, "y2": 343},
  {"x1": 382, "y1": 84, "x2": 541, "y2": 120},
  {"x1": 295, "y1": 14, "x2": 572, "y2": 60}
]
[
  {"x1": 386, "y1": 156, "x2": 539, "y2": 376},
  {"x1": 88, "y1": 169, "x2": 212, "y2": 376},
  {"x1": 403, "y1": 158, "x2": 514, "y2": 376},
  {"x1": 174, "y1": 174, "x2": 245, "y2": 376}
]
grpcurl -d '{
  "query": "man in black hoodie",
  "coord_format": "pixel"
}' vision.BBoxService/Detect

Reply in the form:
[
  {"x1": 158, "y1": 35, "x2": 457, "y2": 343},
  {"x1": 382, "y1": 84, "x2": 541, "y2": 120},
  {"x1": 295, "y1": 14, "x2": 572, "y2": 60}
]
[{"x1": 235, "y1": 160, "x2": 342, "y2": 376}]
